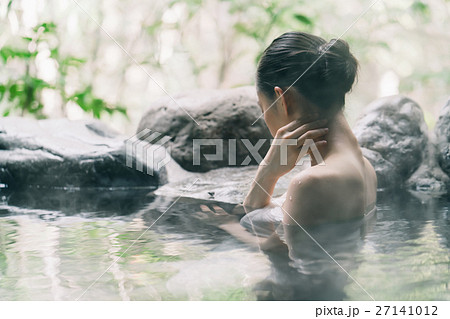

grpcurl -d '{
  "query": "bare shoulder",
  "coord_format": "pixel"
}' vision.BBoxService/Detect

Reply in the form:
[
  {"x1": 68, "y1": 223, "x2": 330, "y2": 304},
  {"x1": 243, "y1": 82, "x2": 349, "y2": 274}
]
[
  {"x1": 363, "y1": 156, "x2": 377, "y2": 185},
  {"x1": 282, "y1": 166, "x2": 342, "y2": 225},
  {"x1": 282, "y1": 164, "x2": 365, "y2": 225},
  {"x1": 363, "y1": 156, "x2": 378, "y2": 204}
]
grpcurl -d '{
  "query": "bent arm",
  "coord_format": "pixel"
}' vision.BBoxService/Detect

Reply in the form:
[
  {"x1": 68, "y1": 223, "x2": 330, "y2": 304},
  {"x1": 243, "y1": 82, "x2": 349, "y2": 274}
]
[
  {"x1": 243, "y1": 165, "x2": 280, "y2": 212},
  {"x1": 220, "y1": 222, "x2": 287, "y2": 252},
  {"x1": 243, "y1": 118, "x2": 328, "y2": 213}
]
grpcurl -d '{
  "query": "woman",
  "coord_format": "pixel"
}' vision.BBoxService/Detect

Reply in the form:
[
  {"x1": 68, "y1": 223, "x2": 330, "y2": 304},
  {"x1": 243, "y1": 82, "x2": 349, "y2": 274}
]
[
  {"x1": 242, "y1": 31, "x2": 377, "y2": 228},
  {"x1": 197, "y1": 32, "x2": 377, "y2": 299},
  {"x1": 200, "y1": 31, "x2": 377, "y2": 251}
]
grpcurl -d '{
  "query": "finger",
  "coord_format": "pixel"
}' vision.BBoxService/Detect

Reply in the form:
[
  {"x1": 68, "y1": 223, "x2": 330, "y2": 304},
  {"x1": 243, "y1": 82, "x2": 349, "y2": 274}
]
[
  {"x1": 207, "y1": 204, "x2": 222, "y2": 215},
  {"x1": 212, "y1": 205, "x2": 228, "y2": 215},
  {"x1": 278, "y1": 114, "x2": 321, "y2": 133},
  {"x1": 277, "y1": 120, "x2": 300, "y2": 136},
  {"x1": 314, "y1": 140, "x2": 327, "y2": 147},
  {"x1": 286, "y1": 119, "x2": 328, "y2": 139},
  {"x1": 200, "y1": 204, "x2": 211, "y2": 212},
  {"x1": 297, "y1": 128, "x2": 329, "y2": 146},
  {"x1": 312, "y1": 135, "x2": 327, "y2": 142},
  {"x1": 194, "y1": 211, "x2": 209, "y2": 219}
]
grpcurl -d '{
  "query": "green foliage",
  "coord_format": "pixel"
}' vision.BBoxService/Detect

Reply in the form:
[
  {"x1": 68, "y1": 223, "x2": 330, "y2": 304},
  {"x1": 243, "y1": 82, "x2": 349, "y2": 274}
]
[
  {"x1": 170, "y1": 0, "x2": 204, "y2": 19},
  {"x1": 1, "y1": 0, "x2": 448, "y2": 118},
  {"x1": 228, "y1": 0, "x2": 315, "y2": 62},
  {"x1": 293, "y1": 13, "x2": 314, "y2": 26},
  {"x1": 410, "y1": 1, "x2": 431, "y2": 22},
  {"x1": 0, "y1": 22, "x2": 128, "y2": 119},
  {"x1": 400, "y1": 69, "x2": 450, "y2": 92},
  {"x1": 0, "y1": 46, "x2": 37, "y2": 62},
  {"x1": 69, "y1": 86, "x2": 127, "y2": 119},
  {"x1": 0, "y1": 77, "x2": 50, "y2": 118}
]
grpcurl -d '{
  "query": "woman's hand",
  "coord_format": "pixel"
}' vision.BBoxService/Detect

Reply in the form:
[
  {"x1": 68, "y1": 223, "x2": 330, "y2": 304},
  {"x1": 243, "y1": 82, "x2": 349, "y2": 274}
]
[
  {"x1": 261, "y1": 118, "x2": 328, "y2": 178},
  {"x1": 243, "y1": 117, "x2": 328, "y2": 212},
  {"x1": 194, "y1": 204, "x2": 240, "y2": 225}
]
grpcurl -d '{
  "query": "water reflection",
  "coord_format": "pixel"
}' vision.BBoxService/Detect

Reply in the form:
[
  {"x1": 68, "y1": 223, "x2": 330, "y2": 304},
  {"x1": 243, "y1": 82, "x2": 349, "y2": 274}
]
[
  {"x1": 242, "y1": 208, "x2": 375, "y2": 300},
  {"x1": 0, "y1": 189, "x2": 269, "y2": 300},
  {"x1": 0, "y1": 187, "x2": 448, "y2": 300},
  {"x1": 372, "y1": 190, "x2": 449, "y2": 252},
  {"x1": 0, "y1": 187, "x2": 155, "y2": 218}
]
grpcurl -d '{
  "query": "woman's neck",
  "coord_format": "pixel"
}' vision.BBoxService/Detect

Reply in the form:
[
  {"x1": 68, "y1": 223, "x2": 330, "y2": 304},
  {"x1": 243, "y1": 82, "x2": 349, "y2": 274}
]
[{"x1": 309, "y1": 110, "x2": 360, "y2": 166}]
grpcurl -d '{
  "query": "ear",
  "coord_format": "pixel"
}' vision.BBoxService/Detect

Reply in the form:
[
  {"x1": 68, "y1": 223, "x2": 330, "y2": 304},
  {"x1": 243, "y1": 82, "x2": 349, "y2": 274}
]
[{"x1": 274, "y1": 86, "x2": 289, "y2": 116}]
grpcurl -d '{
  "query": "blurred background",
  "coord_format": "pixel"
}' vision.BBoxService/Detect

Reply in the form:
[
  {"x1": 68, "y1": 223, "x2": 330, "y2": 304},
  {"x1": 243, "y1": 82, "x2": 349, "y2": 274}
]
[{"x1": 0, "y1": 0, "x2": 449, "y2": 135}]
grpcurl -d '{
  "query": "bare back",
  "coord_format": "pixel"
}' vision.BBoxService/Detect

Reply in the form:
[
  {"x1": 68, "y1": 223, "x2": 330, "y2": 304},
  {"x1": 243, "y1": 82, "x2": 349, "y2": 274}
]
[{"x1": 282, "y1": 151, "x2": 377, "y2": 226}]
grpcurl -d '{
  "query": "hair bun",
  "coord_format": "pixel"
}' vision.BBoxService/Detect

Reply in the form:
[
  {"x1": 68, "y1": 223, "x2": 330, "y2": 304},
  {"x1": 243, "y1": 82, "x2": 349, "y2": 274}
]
[
  {"x1": 256, "y1": 32, "x2": 359, "y2": 109},
  {"x1": 325, "y1": 39, "x2": 351, "y2": 57},
  {"x1": 319, "y1": 38, "x2": 358, "y2": 94}
]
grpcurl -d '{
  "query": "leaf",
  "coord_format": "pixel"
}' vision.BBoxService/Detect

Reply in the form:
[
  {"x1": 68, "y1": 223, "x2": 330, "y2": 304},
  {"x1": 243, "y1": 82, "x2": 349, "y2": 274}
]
[
  {"x1": 68, "y1": 86, "x2": 127, "y2": 119},
  {"x1": 34, "y1": 22, "x2": 57, "y2": 34},
  {"x1": 91, "y1": 98, "x2": 104, "y2": 118},
  {"x1": 411, "y1": 1, "x2": 431, "y2": 20},
  {"x1": 233, "y1": 22, "x2": 259, "y2": 39},
  {"x1": 146, "y1": 21, "x2": 163, "y2": 35},
  {"x1": 8, "y1": 83, "x2": 22, "y2": 100},
  {"x1": 411, "y1": 1, "x2": 428, "y2": 13},
  {"x1": 0, "y1": 84, "x2": 5, "y2": 101},
  {"x1": 0, "y1": 46, "x2": 36, "y2": 62},
  {"x1": 376, "y1": 41, "x2": 390, "y2": 50},
  {"x1": 50, "y1": 48, "x2": 59, "y2": 59},
  {"x1": 115, "y1": 106, "x2": 128, "y2": 117},
  {"x1": 70, "y1": 92, "x2": 89, "y2": 111},
  {"x1": 29, "y1": 77, "x2": 52, "y2": 90},
  {"x1": 293, "y1": 13, "x2": 313, "y2": 26},
  {"x1": 27, "y1": 101, "x2": 43, "y2": 113},
  {"x1": 61, "y1": 56, "x2": 86, "y2": 67}
]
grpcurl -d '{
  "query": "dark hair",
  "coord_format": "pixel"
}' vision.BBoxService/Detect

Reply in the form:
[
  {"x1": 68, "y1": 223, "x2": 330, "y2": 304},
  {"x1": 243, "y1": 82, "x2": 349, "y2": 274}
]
[{"x1": 256, "y1": 31, "x2": 359, "y2": 110}]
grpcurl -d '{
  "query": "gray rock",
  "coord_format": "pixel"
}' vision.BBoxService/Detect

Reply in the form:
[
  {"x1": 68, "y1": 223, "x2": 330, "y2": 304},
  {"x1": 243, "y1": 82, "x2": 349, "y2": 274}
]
[
  {"x1": 360, "y1": 147, "x2": 401, "y2": 188},
  {"x1": 0, "y1": 117, "x2": 167, "y2": 189},
  {"x1": 354, "y1": 95, "x2": 429, "y2": 189},
  {"x1": 137, "y1": 86, "x2": 272, "y2": 172},
  {"x1": 154, "y1": 166, "x2": 257, "y2": 205},
  {"x1": 406, "y1": 165, "x2": 449, "y2": 195},
  {"x1": 405, "y1": 135, "x2": 449, "y2": 194},
  {"x1": 1, "y1": 187, "x2": 155, "y2": 216},
  {"x1": 435, "y1": 98, "x2": 450, "y2": 176},
  {"x1": 153, "y1": 161, "x2": 310, "y2": 205}
]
